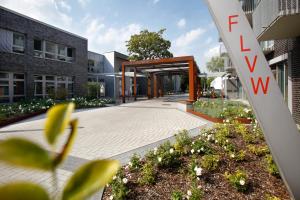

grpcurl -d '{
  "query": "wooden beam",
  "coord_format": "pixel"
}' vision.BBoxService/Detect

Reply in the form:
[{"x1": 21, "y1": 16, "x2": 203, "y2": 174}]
[
  {"x1": 122, "y1": 63, "x2": 125, "y2": 103},
  {"x1": 134, "y1": 68, "x2": 137, "y2": 101}
]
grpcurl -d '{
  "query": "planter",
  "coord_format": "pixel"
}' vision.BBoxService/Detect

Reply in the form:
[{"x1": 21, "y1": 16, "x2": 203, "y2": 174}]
[
  {"x1": 187, "y1": 109, "x2": 252, "y2": 124},
  {"x1": 0, "y1": 109, "x2": 47, "y2": 128}
]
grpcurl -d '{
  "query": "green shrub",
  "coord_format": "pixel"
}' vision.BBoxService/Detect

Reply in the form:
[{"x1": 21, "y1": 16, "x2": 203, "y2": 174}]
[
  {"x1": 128, "y1": 153, "x2": 141, "y2": 171},
  {"x1": 139, "y1": 161, "x2": 156, "y2": 185},
  {"x1": 191, "y1": 139, "x2": 213, "y2": 155},
  {"x1": 174, "y1": 130, "x2": 192, "y2": 155},
  {"x1": 223, "y1": 142, "x2": 236, "y2": 152},
  {"x1": 247, "y1": 144, "x2": 270, "y2": 157},
  {"x1": 265, "y1": 155, "x2": 280, "y2": 177},
  {"x1": 156, "y1": 141, "x2": 180, "y2": 168},
  {"x1": 225, "y1": 170, "x2": 248, "y2": 192},
  {"x1": 145, "y1": 149, "x2": 156, "y2": 163},
  {"x1": 200, "y1": 155, "x2": 220, "y2": 171},
  {"x1": 188, "y1": 158, "x2": 203, "y2": 180},
  {"x1": 110, "y1": 170, "x2": 130, "y2": 200},
  {"x1": 171, "y1": 190, "x2": 183, "y2": 200},
  {"x1": 242, "y1": 132, "x2": 256, "y2": 144},
  {"x1": 186, "y1": 185, "x2": 203, "y2": 200},
  {"x1": 230, "y1": 150, "x2": 246, "y2": 162},
  {"x1": 265, "y1": 194, "x2": 281, "y2": 200}
]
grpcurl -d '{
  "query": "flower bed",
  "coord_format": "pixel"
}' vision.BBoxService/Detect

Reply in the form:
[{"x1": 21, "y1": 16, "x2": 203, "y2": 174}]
[
  {"x1": 0, "y1": 97, "x2": 114, "y2": 127},
  {"x1": 192, "y1": 99, "x2": 253, "y2": 123},
  {"x1": 103, "y1": 122, "x2": 289, "y2": 200}
]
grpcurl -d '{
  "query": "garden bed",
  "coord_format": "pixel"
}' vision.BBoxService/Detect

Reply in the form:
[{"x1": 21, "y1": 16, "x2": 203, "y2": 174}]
[
  {"x1": 0, "y1": 97, "x2": 114, "y2": 128},
  {"x1": 103, "y1": 122, "x2": 289, "y2": 200}
]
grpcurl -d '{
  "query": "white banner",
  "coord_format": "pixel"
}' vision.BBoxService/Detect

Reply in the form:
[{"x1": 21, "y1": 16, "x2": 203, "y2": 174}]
[{"x1": 205, "y1": 0, "x2": 300, "y2": 199}]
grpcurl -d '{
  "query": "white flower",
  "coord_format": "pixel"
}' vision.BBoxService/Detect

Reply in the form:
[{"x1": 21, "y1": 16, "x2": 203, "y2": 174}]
[
  {"x1": 169, "y1": 148, "x2": 174, "y2": 154},
  {"x1": 154, "y1": 147, "x2": 158, "y2": 155},
  {"x1": 197, "y1": 149, "x2": 200, "y2": 153},
  {"x1": 239, "y1": 178, "x2": 245, "y2": 186},
  {"x1": 109, "y1": 195, "x2": 114, "y2": 200},
  {"x1": 230, "y1": 153, "x2": 235, "y2": 158},
  {"x1": 225, "y1": 119, "x2": 230, "y2": 123},
  {"x1": 200, "y1": 147, "x2": 204, "y2": 152},
  {"x1": 122, "y1": 178, "x2": 128, "y2": 184},
  {"x1": 113, "y1": 176, "x2": 117, "y2": 180},
  {"x1": 158, "y1": 157, "x2": 162, "y2": 162},
  {"x1": 192, "y1": 141, "x2": 195, "y2": 145},
  {"x1": 191, "y1": 149, "x2": 195, "y2": 154},
  {"x1": 187, "y1": 190, "x2": 192, "y2": 196},
  {"x1": 226, "y1": 139, "x2": 229, "y2": 143},
  {"x1": 215, "y1": 140, "x2": 218, "y2": 143},
  {"x1": 194, "y1": 166, "x2": 203, "y2": 176},
  {"x1": 128, "y1": 162, "x2": 133, "y2": 167}
]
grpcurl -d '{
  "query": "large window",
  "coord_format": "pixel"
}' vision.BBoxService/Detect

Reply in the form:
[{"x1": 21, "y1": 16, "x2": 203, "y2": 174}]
[
  {"x1": 34, "y1": 75, "x2": 74, "y2": 98},
  {"x1": 0, "y1": 72, "x2": 25, "y2": 103},
  {"x1": 12, "y1": 32, "x2": 25, "y2": 54},
  {"x1": 34, "y1": 39, "x2": 74, "y2": 62}
]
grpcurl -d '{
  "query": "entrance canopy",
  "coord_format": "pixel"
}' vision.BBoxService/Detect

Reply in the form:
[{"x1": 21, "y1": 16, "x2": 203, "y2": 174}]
[{"x1": 121, "y1": 56, "x2": 200, "y2": 103}]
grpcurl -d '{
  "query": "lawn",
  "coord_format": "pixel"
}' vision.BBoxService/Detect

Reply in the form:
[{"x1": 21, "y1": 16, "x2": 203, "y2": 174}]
[{"x1": 103, "y1": 121, "x2": 289, "y2": 200}]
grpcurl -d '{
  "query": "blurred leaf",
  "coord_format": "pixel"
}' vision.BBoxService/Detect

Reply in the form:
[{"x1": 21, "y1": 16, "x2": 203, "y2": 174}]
[
  {"x1": 0, "y1": 138, "x2": 52, "y2": 170},
  {"x1": 0, "y1": 182, "x2": 50, "y2": 200},
  {"x1": 45, "y1": 103, "x2": 75, "y2": 145},
  {"x1": 62, "y1": 160, "x2": 120, "y2": 200},
  {"x1": 53, "y1": 119, "x2": 78, "y2": 167}
]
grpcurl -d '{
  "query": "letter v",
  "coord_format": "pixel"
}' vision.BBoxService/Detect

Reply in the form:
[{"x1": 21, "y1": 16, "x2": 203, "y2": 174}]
[{"x1": 245, "y1": 55, "x2": 257, "y2": 73}]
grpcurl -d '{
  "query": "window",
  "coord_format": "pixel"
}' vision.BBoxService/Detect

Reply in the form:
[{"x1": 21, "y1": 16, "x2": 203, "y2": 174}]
[
  {"x1": 34, "y1": 75, "x2": 74, "y2": 98},
  {"x1": 45, "y1": 41, "x2": 57, "y2": 59},
  {"x1": 0, "y1": 72, "x2": 25, "y2": 103},
  {"x1": 67, "y1": 48, "x2": 74, "y2": 62},
  {"x1": 12, "y1": 33, "x2": 25, "y2": 54},
  {"x1": 34, "y1": 39, "x2": 43, "y2": 58}
]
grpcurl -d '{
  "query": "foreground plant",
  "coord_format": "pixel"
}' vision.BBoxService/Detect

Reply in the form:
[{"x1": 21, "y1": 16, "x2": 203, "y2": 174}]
[
  {"x1": 225, "y1": 170, "x2": 248, "y2": 192},
  {"x1": 0, "y1": 103, "x2": 119, "y2": 200},
  {"x1": 265, "y1": 155, "x2": 280, "y2": 177},
  {"x1": 171, "y1": 190, "x2": 184, "y2": 200},
  {"x1": 110, "y1": 170, "x2": 130, "y2": 200},
  {"x1": 174, "y1": 130, "x2": 192, "y2": 155},
  {"x1": 200, "y1": 154, "x2": 220, "y2": 171}
]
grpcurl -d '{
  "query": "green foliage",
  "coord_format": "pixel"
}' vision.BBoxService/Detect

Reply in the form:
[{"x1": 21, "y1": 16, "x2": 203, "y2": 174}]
[
  {"x1": 206, "y1": 56, "x2": 224, "y2": 72},
  {"x1": 0, "y1": 138, "x2": 53, "y2": 170},
  {"x1": 87, "y1": 82, "x2": 101, "y2": 99},
  {"x1": 0, "y1": 182, "x2": 50, "y2": 200},
  {"x1": 139, "y1": 161, "x2": 156, "y2": 185},
  {"x1": 188, "y1": 158, "x2": 202, "y2": 180},
  {"x1": 265, "y1": 155, "x2": 280, "y2": 177},
  {"x1": 230, "y1": 150, "x2": 246, "y2": 162},
  {"x1": 62, "y1": 160, "x2": 119, "y2": 200},
  {"x1": 45, "y1": 103, "x2": 75, "y2": 145},
  {"x1": 110, "y1": 170, "x2": 130, "y2": 200},
  {"x1": 171, "y1": 190, "x2": 183, "y2": 200},
  {"x1": 129, "y1": 154, "x2": 142, "y2": 171},
  {"x1": 156, "y1": 141, "x2": 180, "y2": 168},
  {"x1": 265, "y1": 194, "x2": 281, "y2": 200},
  {"x1": 187, "y1": 185, "x2": 203, "y2": 200},
  {"x1": 234, "y1": 123, "x2": 256, "y2": 144},
  {"x1": 0, "y1": 103, "x2": 119, "y2": 200},
  {"x1": 247, "y1": 144, "x2": 270, "y2": 157},
  {"x1": 225, "y1": 170, "x2": 248, "y2": 192},
  {"x1": 126, "y1": 29, "x2": 173, "y2": 61},
  {"x1": 200, "y1": 155, "x2": 220, "y2": 171},
  {"x1": 174, "y1": 130, "x2": 192, "y2": 155},
  {"x1": 191, "y1": 139, "x2": 213, "y2": 155}
]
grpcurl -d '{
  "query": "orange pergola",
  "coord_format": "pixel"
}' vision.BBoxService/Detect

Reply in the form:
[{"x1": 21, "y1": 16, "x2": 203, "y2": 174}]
[{"x1": 121, "y1": 56, "x2": 200, "y2": 103}]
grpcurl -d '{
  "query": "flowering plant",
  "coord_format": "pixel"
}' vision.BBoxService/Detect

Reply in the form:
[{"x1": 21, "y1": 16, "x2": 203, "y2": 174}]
[{"x1": 225, "y1": 169, "x2": 248, "y2": 192}]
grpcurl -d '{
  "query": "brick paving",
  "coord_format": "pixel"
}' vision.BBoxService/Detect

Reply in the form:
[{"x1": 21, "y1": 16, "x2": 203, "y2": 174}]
[{"x1": 0, "y1": 96, "x2": 208, "y2": 199}]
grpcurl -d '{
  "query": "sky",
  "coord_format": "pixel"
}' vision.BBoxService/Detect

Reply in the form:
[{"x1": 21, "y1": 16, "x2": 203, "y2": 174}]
[{"x1": 0, "y1": 0, "x2": 221, "y2": 72}]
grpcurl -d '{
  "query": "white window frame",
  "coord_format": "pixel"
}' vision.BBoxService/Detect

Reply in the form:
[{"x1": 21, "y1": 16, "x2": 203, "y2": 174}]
[
  {"x1": 12, "y1": 32, "x2": 25, "y2": 54},
  {"x1": 0, "y1": 72, "x2": 25, "y2": 103}
]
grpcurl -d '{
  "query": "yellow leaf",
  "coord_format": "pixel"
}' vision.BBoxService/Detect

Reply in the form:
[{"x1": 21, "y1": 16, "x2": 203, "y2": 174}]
[
  {"x1": 0, "y1": 182, "x2": 50, "y2": 200},
  {"x1": 62, "y1": 160, "x2": 120, "y2": 200},
  {"x1": 45, "y1": 103, "x2": 75, "y2": 145},
  {"x1": 0, "y1": 138, "x2": 52, "y2": 170}
]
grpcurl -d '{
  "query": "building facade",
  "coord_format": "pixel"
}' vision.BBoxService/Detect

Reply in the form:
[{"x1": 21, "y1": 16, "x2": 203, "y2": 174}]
[
  {"x1": 238, "y1": 0, "x2": 300, "y2": 124},
  {"x1": 0, "y1": 6, "x2": 88, "y2": 103}
]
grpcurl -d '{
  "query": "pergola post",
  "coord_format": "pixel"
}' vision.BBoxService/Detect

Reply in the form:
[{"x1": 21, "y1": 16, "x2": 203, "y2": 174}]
[
  {"x1": 160, "y1": 75, "x2": 164, "y2": 97},
  {"x1": 122, "y1": 63, "x2": 126, "y2": 103},
  {"x1": 188, "y1": 60, "x2": 196, "y2": 102},
  {"x1": 134, "y1": 68, "x2": 137, "y2": 101},
  {"x1": 147, "y1": 74, "x2": 152, "y2": 99},
  {"x1": 154, "y1": 74, "x2": 158, "y2": 98}
]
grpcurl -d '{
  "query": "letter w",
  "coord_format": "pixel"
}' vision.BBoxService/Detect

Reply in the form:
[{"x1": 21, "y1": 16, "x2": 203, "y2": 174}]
[{"x1": 251, "y1": 77, "x2": 270, "y2": 95}]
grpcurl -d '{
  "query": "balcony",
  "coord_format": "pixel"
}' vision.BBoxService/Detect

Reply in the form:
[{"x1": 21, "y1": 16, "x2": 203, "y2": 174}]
[
  {"x1": 239, "y1": 0, "x2": 257, "y2": 25},
  {"x1": 261, "y1": 40, "x2": 275, "y2": 54},
  {"x1": 253, "y1": 0, "x2": 300, "y2": 41}
]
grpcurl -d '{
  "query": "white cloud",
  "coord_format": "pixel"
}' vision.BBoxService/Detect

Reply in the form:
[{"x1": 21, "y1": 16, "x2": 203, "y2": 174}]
[
  {"x1": 0, "y1": 0, "x2": 73, "y2": 29},
  {"x1": 153, "y1": 0, "x2": 160, "y2": 4},
  {"x1": 77, "y1": 0, "x2": 90, "y2": 8},
  {"x1": 205, "y1": 37, "x2": 213, "y2": 45},
  {"x1": 173, "y1": 28, "x2": 206, "y2": 48},
  {"x1": 177, "y1": 18, "x2": 186, "y2": 28}
]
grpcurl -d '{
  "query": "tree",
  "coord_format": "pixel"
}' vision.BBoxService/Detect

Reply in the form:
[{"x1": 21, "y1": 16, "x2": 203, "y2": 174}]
[
  {"x1": 206, "y1": 56, "x2": 224, "y2": 72},
  {"x1": 126, "y1": 29, "x2": 173, "y2": 61}
]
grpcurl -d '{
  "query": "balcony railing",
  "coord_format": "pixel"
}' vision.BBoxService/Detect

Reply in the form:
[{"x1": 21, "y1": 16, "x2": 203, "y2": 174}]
[
  {"x1": 239, "y1": 0, "x2": 257, "y2": 14},
  {"x1": 261, "y1": 40, "x2": 275, "y2": 54},
  {"x1": 253, "y1": 0, "x2": 300, "y2": 40}
]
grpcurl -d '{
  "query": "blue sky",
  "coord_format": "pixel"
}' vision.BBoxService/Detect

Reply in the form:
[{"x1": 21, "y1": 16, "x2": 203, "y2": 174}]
[{"x1": 0, "y1": 0, "x2": 221, "y2": 72}]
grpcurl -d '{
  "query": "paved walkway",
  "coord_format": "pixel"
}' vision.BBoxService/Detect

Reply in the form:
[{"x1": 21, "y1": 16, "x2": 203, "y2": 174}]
[{"x1": 0, "y1": 96, "x2": 208, "y2": 199}]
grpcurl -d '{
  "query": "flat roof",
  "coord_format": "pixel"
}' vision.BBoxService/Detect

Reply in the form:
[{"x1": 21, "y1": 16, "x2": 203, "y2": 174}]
[{"x1": 0, "y1": 6, "x2": 87, "y2": 40}]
